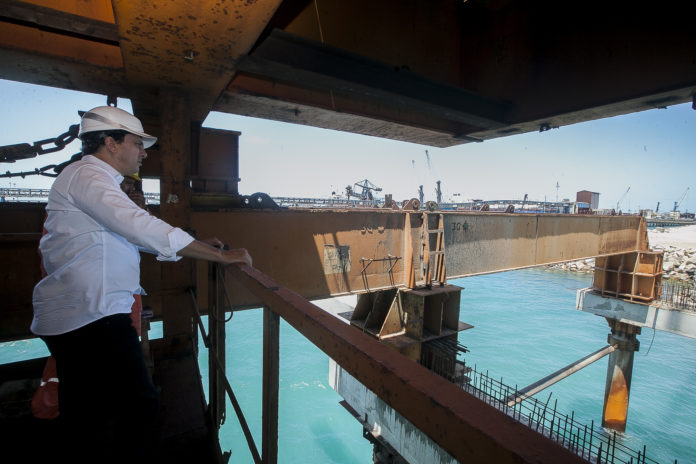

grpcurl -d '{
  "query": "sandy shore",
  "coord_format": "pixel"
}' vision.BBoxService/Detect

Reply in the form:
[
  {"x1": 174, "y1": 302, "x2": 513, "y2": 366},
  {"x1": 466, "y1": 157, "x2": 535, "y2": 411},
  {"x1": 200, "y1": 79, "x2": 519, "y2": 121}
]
[
  {"x1": 647, "y1": 224, "x2": 696, "y2": 281},
  {"x1": 648, "y1": 224, "x2": 696, "y2": 250}
]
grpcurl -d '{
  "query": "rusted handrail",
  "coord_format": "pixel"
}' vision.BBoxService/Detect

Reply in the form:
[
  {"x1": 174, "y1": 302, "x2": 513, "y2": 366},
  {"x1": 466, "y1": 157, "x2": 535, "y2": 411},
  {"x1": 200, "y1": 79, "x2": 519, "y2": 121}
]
[{"x1": 225, "y1": 263, "x2": 588, "y2": 464}]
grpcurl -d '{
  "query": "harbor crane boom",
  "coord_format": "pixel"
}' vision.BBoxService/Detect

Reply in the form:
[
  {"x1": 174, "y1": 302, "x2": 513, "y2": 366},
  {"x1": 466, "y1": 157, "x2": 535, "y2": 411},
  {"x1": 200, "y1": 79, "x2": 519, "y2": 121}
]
[
  {"x1": 346, "y1": 179, "x2": 382, "y2": 201},
  {"x1": 673, "y1": 187, "x2": 689, "y2": 212},
  {"x1": 616, "y1": 186, "x2": 630, "y2": 211}
]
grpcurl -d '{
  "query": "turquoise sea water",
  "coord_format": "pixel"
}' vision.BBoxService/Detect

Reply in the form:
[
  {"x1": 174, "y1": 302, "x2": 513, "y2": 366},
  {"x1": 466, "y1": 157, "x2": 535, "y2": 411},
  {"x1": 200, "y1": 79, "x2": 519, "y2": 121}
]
[{"x1": 3, "y1": 268, "x2": 695, "y2": 463}]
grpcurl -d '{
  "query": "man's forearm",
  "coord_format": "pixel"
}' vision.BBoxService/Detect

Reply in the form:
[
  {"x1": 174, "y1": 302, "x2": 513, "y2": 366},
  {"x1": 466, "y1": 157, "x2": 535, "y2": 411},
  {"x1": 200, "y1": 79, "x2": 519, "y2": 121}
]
[{"x1": 178, "y1": 240, "x2": 252, "y2": 266}]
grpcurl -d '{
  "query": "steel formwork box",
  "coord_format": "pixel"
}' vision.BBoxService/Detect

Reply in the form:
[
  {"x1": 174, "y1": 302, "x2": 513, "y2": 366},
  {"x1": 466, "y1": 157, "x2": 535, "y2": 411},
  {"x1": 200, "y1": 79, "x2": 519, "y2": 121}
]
[
  {"x1": 593, "y1": 251, "x2": 663, "y2": 303},
  {"x1": 402, "y1": 285, "x2": 464, "y2": 339},
  {"x1": 350, "y1": 285, "x2": 471, "y2": 363}
]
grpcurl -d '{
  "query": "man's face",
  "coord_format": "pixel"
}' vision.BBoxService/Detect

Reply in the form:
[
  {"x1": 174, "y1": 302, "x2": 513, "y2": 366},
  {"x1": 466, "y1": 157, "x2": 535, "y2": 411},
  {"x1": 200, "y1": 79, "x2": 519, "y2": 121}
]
[{"x1": 111, "y1": 133, "x2": 147, "y2": 175}]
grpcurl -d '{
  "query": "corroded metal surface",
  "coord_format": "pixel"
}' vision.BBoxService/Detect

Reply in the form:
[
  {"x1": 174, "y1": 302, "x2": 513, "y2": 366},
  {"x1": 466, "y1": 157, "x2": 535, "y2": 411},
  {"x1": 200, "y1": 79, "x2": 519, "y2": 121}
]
[
  {"x1": 184, "y1": 210, "x2": 648, "y2": 314},
  {"x1": 0, "y1": 205, "x2": 649, "y2": 339},
  {"x1": 112, "y1": 0, "x2": 282, "y2": 119},
  {"x1": 445, "y1": 213, "x2": 648, "y2": 278},
  {"x1": 602, "y1": 321, "x2": 641, "y2": 432},
  {"x1": 1, "y1": 1, "x2": 695, "y2": 146},
  {"x1": 189, "y1": 209, "x2": 409, "y2": 307},
  {"x1": 189, "y1": 210, "x2": 647, "y2": 304}
]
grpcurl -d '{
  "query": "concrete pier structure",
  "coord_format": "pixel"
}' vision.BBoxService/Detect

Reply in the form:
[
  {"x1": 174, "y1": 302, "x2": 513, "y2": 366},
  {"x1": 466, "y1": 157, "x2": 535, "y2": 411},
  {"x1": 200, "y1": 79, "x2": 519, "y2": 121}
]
[
  {"x1": 577, "y1": 283, "x2": 696, "y2": 432},
  {"x1": 576, "y1": 288, "x2": 696, "y2": 339}
]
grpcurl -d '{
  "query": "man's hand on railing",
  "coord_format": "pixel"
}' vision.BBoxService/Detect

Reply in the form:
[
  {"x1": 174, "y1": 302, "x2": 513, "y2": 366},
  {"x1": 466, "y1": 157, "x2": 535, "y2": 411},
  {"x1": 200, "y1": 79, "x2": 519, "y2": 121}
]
[
  {"x1": 220, "y1": 247, "x2": 253, "y2": 267},
  {"x1": 178, "y1": 238, "x2": 252, "y2": 267}
]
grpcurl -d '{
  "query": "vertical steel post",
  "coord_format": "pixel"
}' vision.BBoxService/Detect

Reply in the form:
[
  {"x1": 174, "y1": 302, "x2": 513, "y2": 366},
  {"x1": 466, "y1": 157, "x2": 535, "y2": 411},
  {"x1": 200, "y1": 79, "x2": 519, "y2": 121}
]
[
  {"x1": 262, "y1": 306, "x2": 279, "y2": 464},
  {"x1": 158, "y1": 90, "x2": 193, "y2": 339},
  {"x1": 602, "y1": 320, "x2": 640, "y2": 431},
  {"x1": 209, "y1": 263, "x2": 227, "y2": 429}
]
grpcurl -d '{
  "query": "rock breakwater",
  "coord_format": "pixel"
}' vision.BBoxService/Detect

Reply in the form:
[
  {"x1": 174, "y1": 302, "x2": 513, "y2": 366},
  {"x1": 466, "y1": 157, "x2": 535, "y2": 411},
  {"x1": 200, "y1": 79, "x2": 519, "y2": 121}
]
[
  {"x1": 546, "y1": 248, "x2": 696, "y2": 282},
  {"x1": 545, "y1": 225, "x2": 696, "y2": 283}
]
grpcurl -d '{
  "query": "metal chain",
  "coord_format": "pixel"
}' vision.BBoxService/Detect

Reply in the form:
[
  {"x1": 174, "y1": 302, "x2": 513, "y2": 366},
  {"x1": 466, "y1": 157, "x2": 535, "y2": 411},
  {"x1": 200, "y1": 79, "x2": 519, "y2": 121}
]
[
  {"x1": 1, "y1": 124, "x2": 81, "y2": 178},
  {"x1": 1, "y1": 152, "x2": 83, "y2": 179}
]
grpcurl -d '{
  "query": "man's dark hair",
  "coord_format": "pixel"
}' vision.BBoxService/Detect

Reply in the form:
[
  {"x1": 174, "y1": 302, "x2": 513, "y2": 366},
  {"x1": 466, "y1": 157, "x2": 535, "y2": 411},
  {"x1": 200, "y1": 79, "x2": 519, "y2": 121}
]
[{"x1": 80, "y1": 130, "x2": 128, "y2": 155}]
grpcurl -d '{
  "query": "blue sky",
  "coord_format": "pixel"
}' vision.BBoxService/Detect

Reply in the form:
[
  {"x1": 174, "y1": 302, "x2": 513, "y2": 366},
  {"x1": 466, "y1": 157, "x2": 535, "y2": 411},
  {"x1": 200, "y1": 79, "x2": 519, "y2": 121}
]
[{"x1": 1, "y1": 78, "x2": 694, "y2": 212}]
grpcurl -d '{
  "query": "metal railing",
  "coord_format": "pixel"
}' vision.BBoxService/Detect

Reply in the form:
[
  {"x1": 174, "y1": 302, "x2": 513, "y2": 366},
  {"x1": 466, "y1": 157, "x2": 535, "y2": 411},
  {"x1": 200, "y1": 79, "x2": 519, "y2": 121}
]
[
  {"x1": 187, "y1": 263, "x2": 678, "y2": 464},
  {"x1": 189, "y1": 266, "x2": 263, "y2": 464},
  {"x1": 187, "y1": 263, "x2": 596, "y2": 463}
]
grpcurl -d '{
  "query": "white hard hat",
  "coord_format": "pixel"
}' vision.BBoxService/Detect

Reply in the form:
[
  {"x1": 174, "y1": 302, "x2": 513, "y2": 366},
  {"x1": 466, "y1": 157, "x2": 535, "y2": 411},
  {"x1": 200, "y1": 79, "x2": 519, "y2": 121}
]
[{"x1": 79, "y1": 106, "x2": 157, "y2": 148}]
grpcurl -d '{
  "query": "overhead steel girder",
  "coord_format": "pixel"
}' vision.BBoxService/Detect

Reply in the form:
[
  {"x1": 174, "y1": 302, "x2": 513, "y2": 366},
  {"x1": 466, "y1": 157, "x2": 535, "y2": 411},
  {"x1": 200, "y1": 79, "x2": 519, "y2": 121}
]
[
  {"x1": 111, "y1": 0, "x2": 284, "y2": 122},
  {"x1": 0, "y1": 0, "x2": 119, "y2": 43},
  {"x1": 0, "y1": 1, "x2": 126, "y2": 97},
  {"x1": 221, "y1": 0, "x2": 696, "y2": 147},
  {"x1": 171, "y1": 210, "x2": 648, "y2": 311},
  {"x1": 234, "y1": 29, "x2": 509, "y2": 131}
]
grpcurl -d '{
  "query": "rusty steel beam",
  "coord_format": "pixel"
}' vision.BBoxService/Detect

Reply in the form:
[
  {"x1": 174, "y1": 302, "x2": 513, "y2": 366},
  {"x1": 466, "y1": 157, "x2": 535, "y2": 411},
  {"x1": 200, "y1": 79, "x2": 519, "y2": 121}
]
[
  {"x1": 185, "y1": 210, "x2": 647, "y2": 307},
  {"x1": 444, "y1": 214, "x2": 648, "y2": 278},
  {"x1": 236, "y1": 30, "x2": 508, "y2": 130},
  {"x1": 227, "y1": 263, "x2": 587, "y2": 464},
  {"x1": 262, "y1": 306, "x2": 280, "y2": 464},
  {"x1": 0, "y1": 0, "x2": 119, "y2": 44},
  {"x1": 0, "y1": 206, "x2": 648, "y2": 340}
]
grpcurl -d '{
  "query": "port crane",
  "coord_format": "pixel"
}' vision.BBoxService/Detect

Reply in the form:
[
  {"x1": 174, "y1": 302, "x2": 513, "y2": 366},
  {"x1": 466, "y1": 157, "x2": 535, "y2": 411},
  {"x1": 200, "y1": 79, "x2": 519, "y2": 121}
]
[
  {"x1": 673, "y1": 187, "x2": 689, "y2": 212},
  {"x1": 345, "y1": 179, "x2": 382, "y2": 201},
  {"x1": 616, "y1": 186, "x2": 630, "y2": 211}
]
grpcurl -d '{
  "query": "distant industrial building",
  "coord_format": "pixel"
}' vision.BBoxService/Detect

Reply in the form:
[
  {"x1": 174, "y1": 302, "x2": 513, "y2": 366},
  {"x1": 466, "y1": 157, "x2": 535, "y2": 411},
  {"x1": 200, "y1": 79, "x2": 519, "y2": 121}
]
[{"x1": 576, "y1": 190, "x2": 600, "y2": 212}]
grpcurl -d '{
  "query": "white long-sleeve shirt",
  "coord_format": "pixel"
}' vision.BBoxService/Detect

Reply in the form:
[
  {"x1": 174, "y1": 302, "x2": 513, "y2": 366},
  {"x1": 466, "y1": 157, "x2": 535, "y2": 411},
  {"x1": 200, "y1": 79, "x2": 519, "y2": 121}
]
[{"x1": 31, "y1": 155, "x2": 194, "y2": 336}]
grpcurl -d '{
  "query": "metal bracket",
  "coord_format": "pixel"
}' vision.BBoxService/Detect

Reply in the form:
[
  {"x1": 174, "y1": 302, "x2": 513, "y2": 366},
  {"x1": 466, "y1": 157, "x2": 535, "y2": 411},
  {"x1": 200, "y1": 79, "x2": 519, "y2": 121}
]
[{"x1": 360, "y1": 255, "x2": 401, "y2": 291}]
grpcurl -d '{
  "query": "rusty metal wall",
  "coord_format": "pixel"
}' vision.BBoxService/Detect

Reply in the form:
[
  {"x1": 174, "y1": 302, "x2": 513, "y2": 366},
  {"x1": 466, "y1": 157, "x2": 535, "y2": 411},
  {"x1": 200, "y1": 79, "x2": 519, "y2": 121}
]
[
  {"x1": 445, "y1": 214, "x2": 647, "y2": 277},
  {"x1": 0, "y1": 205, "x2": 648, "y2": 340},
  {"x1": 0, "y1": 204, "x2": 45, "y2": 341}
]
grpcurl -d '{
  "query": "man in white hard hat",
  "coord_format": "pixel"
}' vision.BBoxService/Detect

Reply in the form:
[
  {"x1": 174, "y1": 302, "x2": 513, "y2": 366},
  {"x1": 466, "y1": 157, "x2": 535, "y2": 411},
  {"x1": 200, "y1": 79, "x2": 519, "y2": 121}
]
[{"x1": 31, "y1": 106, "x2": 252, "y2": 463}]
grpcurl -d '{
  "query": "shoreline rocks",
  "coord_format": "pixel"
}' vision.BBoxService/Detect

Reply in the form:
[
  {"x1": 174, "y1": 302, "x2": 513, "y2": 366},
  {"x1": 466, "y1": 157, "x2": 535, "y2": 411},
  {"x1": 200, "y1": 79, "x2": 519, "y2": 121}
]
[
  {"x1": 651, "y1": 245, "x2": 696, "y2": 282},
  {"x1": 545, "y1": 245, "x2": 696, "y2": 283},
  {"x1": 546, "y1": 259, "x2": 595, "y2": 274}
]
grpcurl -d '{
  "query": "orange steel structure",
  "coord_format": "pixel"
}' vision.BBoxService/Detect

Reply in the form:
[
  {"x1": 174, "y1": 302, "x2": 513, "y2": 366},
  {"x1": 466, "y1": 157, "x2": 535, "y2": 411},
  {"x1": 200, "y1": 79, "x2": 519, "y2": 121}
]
[{"x1": 1, "y1": 1, "x2": 693, "y2": 462}]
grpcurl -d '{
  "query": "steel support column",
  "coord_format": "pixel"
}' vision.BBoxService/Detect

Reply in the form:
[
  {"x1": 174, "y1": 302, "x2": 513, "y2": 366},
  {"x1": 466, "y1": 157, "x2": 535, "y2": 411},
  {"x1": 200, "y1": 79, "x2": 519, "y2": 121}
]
[
  {"x1": 209, "y1": 263, "x2": 226, "y2": 429},
  {"x1": 262, "y1": 306, "x2": 279, "y2": 464},
  {"x1": 158, "y1": 90, "x2": 194, "y2": 339},
  {"x1": 602, "y1": 320, "x2": 641, "y2": 431}
]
